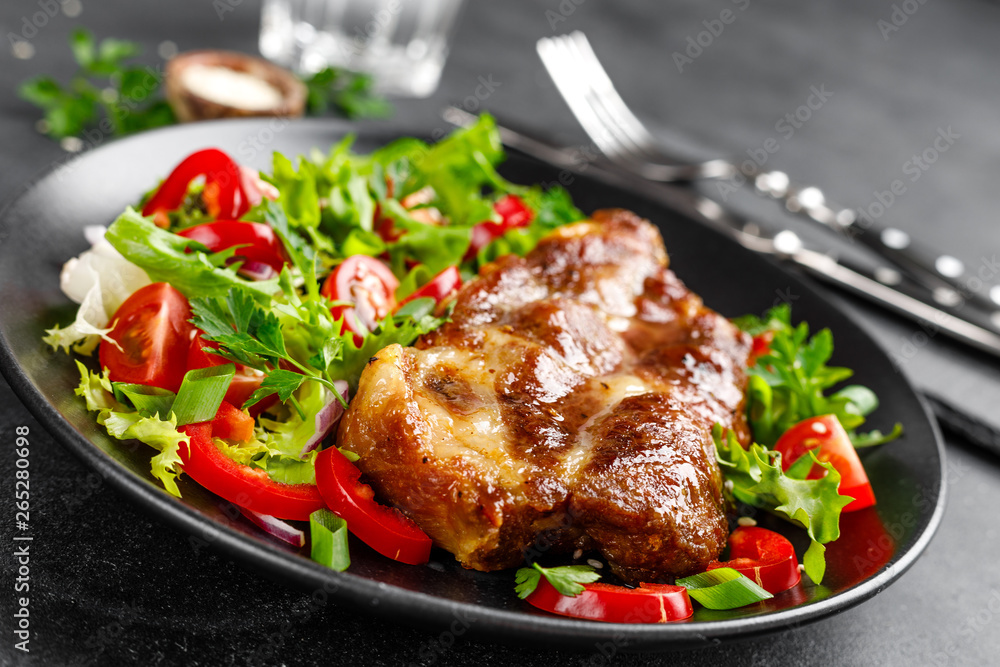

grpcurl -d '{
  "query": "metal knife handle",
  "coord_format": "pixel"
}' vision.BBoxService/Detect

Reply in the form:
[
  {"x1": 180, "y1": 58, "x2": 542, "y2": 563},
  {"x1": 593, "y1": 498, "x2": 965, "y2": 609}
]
[{"x1": 747, "y1": 166, "x2": 1000, "y2": 316}]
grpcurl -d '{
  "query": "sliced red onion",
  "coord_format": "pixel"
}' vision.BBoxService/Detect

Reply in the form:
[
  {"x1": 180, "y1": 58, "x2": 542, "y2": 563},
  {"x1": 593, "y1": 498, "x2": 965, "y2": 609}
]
[
  {"x1": 299, "y1": 380, "x2": 350, "y2": 458},
  {"x1": 239, "y1": 506, "x2": 305, "y2": 548},
  {"x1": 238, "y1": 260, "x2": 279, "y2": 281}
]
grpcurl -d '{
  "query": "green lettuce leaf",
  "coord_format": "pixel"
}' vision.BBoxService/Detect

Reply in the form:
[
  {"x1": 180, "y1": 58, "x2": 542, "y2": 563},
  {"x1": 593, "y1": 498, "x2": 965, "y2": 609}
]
[{"x1": 104, "y1": 207, "x2": 278, "y2": 301}]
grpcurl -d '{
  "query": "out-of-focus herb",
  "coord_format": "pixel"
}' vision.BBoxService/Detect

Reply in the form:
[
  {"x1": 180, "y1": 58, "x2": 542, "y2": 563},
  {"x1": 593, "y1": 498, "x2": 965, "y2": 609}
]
[
  {"x1": 18, "y1": 28, "x2": 175, "y2": 140},
  {"x1": 302, "y1": 67, "x2": 392, "y2": 119},
  {"x1": 19, "y1": 30, "x2": 393, "y2": 144}
]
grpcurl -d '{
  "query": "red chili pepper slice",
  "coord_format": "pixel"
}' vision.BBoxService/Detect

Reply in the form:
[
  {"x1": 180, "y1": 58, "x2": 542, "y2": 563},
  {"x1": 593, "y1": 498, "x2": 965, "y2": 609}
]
[
  {"x1": 526, "y1": 579, "x2": 693, "y2": 623},
  {"x1": 178, "y1": 421, "x2": 324, "y2": 521},
  {"x1": 313, "y1": 446, "x2": 432, "y2": 565},
  {"x1": 707, "y1": 526, "x2": 801, "y2": 594},
  {"x1": 142, "y1": 148, "x2": 250, "y2": 225}
]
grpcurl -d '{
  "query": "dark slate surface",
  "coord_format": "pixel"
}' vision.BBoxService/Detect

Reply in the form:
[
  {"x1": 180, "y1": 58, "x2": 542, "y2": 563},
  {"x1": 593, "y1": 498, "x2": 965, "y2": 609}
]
[{"x1": 1, "y1": 0, "x2": 999, "y2": 665}]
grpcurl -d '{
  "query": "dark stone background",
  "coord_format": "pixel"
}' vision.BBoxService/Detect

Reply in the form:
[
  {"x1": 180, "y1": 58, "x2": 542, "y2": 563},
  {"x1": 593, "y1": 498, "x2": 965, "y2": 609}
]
[{"x1": 2, "y1": 0, "x2": 999, "y2": 664}]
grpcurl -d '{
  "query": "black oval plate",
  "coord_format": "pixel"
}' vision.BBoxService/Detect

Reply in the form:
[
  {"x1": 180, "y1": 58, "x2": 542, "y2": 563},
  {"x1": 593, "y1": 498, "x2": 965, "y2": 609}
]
[{"x1": 0, "y1": 118, "x2": 945, "y2": 650}]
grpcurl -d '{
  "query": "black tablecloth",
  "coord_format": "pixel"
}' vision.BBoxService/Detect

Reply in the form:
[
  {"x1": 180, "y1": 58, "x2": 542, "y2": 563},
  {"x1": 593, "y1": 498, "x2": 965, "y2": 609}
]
[{"x1": 2, "y1": 1, "x2": 1000, "y2": 665}]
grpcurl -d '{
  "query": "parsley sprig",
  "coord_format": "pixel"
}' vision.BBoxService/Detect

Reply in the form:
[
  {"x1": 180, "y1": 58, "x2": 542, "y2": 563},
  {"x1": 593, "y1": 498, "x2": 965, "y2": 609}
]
[{"x1": 514, "y1": 563, "x2": 601, "y2": 599}]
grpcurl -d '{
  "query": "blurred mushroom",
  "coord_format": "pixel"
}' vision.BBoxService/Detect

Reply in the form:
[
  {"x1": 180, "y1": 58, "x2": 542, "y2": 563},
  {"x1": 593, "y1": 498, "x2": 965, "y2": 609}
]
[{"x1": 165, "y1": 50, "x2": 306, "y2": 122}]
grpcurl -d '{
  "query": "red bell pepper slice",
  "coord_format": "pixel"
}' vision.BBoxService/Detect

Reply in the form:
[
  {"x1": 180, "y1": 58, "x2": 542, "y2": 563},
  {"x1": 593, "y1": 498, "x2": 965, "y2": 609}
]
[
  {"x1": 396, "y1": 266, "x2": 462, "y2": 310},
  {"x1": 313, "y1": 446, "x2": 432, "y2": 565},
  {"x1": 178, "y1": 421, "x2": 324, "y2": 521},
  {"x1": 707, "y1": 526, "x2": 801, "y2": 594},
  {"x1": 464, "y1": 194, "x2": 534, "y2": 260},
  {"x1": 526, "y1": 579, "x2": 693, "y2": 623},
  {"x1": 211, "y1": 401, "x2": 255, "y2": 443},
  {"x1": 142, "y1": 148, "x2": 250, "y2": 225},
  {"x1": 177, "y1": 220, "x2": 288, "y2": 276}
]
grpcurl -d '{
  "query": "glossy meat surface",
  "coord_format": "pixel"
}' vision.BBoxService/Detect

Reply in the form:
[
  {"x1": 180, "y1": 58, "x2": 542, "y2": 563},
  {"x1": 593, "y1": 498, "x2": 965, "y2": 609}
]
[{"x1": 337, "y1": 209, "x2": 750, "y2": 583}]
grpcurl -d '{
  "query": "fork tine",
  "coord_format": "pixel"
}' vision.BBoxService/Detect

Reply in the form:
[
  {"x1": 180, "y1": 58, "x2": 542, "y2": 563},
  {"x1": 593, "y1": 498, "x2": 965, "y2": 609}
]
[
  {"x1": 537, "y1": 37, "x2": 626, "y2": 160},
  {"x1": 539, "y1": 32, "x2": 733, "y2": 182},
  {"x1": 538, "y1": 35, "x2": 653, "y2": 168},
  {"x1": 559, "y1": 37, "x2": 661, "y2": 165},
  {"x1": 564, "y1": 31, "x2": 662, "y2": 159}
]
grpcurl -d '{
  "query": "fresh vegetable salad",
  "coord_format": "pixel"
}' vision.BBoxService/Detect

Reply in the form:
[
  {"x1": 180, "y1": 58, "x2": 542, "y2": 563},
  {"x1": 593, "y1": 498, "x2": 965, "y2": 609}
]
[{"x1": 47, "y1": 114, "x2": 900, "y2": 622}]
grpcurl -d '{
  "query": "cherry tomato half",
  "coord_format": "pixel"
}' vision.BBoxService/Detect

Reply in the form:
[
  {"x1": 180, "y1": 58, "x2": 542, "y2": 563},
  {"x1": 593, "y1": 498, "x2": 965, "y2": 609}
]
[
  {"x1": 396, "y1": 266, "x2": 462, "y2": 310},
  {"x1": 179, "y1": 421, "x2": 324, "y2": 521},
  {"x1": 314, "y1": 446, "x2": 432, "y2": 565},
  {"x1": 177, "y1": 220, "x2": 287, "y2": 276},
  {"x1": 321, "y1": 255, "x2": 400, "y2": 340},
  {"x1": 707, "y1": 526, "x2": 801, "y2": 593},
  {"x1": 526, "y1": 579, "x2": 693, "y2": 623},
  {"x1": 774, "y1": 415, "x2": 876, "y2": 512},
  {"x1": 100, "y1": 283, "x2": 196, "y2": 393}
]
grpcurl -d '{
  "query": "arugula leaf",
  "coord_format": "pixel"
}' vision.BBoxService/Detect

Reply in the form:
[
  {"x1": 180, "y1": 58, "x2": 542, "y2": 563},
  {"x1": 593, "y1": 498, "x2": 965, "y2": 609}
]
[
  {"x1": 713, "y1": 425, "x2": 852, "y2": 584},
  {"x1": 105, "y1": 208, "x2": 278, "y2": 301},
  {"x1": 515, "y1": 563, "x2": 601, "y2": 599},
  {"x1": 734, "y1": 305, "x2": 902, "y2": 448}
]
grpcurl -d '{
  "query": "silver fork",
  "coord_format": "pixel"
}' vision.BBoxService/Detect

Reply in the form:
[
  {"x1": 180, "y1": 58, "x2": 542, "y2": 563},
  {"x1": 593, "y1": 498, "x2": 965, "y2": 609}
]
[{"x1": 537, "y1": 30, "x2": 1000, "y2": 318}]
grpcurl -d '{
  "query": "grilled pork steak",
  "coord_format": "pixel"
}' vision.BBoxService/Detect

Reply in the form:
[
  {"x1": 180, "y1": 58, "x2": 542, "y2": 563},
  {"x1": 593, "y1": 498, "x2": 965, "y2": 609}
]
[{"x1": 337, "y1": 209, "x2": 750, "y2": 583}]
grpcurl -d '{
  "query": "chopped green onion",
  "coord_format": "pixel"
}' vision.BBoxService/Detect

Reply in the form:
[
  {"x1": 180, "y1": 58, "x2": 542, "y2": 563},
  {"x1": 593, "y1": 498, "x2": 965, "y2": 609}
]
[
  {"x1": 111, "y1": 382, "x2": 175, "y2": 418},
  {"x1": 170, "y1": 364, "x2": 235, "y2": 425},
  {"x1": 676, "y1": 567, "x2": 773, "y2": 610},
  {"x1": 310, "y1": 509, "x2": 350, "y2": 571}
]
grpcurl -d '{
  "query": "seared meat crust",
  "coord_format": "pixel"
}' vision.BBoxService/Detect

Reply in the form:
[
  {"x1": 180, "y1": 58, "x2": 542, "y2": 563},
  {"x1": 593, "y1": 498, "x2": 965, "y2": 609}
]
[{"x1": 337, "y1": 209, "x2": 750, "y2": 583}]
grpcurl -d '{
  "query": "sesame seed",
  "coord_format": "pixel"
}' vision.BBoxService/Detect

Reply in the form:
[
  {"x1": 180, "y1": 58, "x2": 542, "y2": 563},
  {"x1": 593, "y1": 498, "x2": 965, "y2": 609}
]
[
  {"x1": 737, "y1": 516, "x2": 757, "y2": 527},
  {"x1": 586, "y1": 559, "x2": 604, "y2": 569},
  {"x1": 797, "y1": 564, "x2": 805, "y2": 573},
  {"x1": 724, "y1": 480, "x2": 734, "y2": 492},
  {"x1": 573, "y1": 549, "x2": 583, "y2": 560}
]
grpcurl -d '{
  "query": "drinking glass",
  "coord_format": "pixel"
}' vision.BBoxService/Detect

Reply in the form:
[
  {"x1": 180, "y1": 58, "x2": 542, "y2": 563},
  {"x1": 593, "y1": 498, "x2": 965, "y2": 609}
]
[{"x1": 259, "y1": 0, "x2": 465, "y2": 98}]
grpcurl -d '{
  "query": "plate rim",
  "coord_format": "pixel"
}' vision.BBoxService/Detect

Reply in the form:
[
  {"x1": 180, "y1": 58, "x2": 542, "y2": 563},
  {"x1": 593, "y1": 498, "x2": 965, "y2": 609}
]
[{"x1": 0, "y1": 116, "x2": 948, "y2": 648}]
